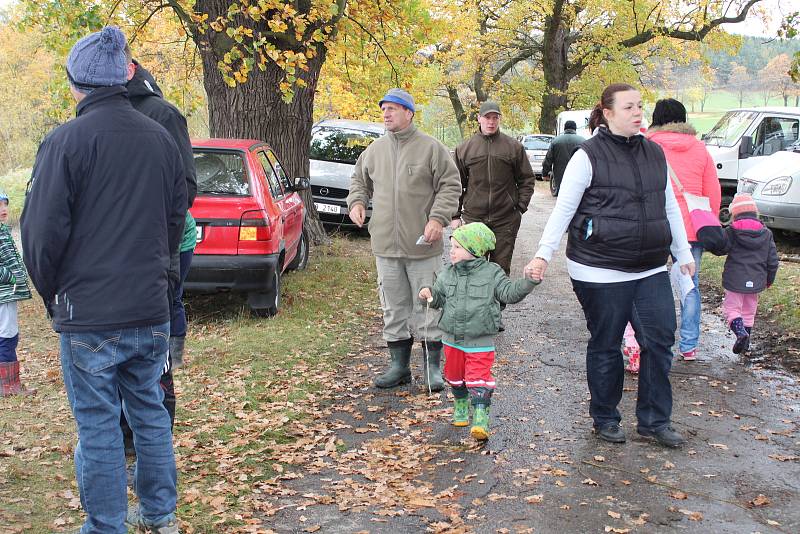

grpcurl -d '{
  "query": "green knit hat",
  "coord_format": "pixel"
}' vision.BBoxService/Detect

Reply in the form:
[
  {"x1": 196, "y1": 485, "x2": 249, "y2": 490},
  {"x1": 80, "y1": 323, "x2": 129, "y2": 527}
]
[{"x1": 452, "y1": 222, "x2": 496, "y2": 257}]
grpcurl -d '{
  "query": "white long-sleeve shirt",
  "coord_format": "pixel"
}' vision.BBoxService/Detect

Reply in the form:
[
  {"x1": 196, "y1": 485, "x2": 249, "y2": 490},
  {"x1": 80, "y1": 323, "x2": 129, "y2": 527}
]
[{"x1": 535, "y1": 149, "x2": 693, "y2": 283}]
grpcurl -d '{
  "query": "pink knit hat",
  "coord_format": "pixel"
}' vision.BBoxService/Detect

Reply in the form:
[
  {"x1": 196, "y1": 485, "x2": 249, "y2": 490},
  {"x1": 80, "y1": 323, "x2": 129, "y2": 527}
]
[{"x1": 730, "y1": 193, "x2": 758, "y2": 218}]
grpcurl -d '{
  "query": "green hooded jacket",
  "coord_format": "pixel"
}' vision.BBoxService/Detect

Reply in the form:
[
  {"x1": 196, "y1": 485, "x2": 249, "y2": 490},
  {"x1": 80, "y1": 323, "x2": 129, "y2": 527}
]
[{"x1": 427, "y1": 258, "x2": 537, "y2": 350}]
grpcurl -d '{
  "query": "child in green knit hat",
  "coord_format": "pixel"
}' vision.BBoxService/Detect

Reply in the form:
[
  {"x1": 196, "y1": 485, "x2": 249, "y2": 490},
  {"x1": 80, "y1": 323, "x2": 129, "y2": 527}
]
[{"x1": 419, "y1": 222, "x2": 538, "y2": 440}]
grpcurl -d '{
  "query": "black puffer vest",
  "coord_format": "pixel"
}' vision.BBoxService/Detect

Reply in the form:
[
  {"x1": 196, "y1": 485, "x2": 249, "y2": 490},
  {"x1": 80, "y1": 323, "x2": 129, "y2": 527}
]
[{"x1": 566, "y1": 127, "x2": 672, "y2": 272}]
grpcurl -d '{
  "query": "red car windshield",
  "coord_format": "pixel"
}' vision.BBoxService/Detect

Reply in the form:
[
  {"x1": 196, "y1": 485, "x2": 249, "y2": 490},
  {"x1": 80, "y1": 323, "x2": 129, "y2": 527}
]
[{"x1": 194, "y1": 150, "x2": 250, "y2": 195}]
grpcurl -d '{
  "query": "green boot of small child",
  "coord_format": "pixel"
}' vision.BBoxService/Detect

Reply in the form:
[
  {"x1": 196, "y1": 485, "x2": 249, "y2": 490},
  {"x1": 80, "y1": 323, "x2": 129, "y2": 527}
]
[
  {"x1": 452, "y1": 397, "x2": 470, "y2": 427},
  {"x1": 470, "y1": 404, "x2": 490, "y2": 441}
]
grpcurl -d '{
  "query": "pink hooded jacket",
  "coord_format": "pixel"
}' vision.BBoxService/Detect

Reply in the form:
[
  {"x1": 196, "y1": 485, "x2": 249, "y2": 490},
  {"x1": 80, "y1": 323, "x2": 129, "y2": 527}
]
[{"x1": 647, "y1": 123, "x2": 722, "y2": 242}]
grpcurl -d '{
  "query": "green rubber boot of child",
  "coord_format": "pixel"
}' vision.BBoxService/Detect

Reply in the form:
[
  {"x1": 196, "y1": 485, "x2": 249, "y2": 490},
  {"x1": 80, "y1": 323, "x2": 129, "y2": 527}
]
[
  {"x1": 470, "y1": 404, "x2": 490, "y2": 441},
  {"x1": 452, "y1": 397, "x2": 470, "y2": 427}
]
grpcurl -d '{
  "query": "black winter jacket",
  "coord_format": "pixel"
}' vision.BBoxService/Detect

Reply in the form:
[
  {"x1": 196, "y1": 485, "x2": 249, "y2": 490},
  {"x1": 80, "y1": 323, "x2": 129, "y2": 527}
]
[
  {"x1": 127, "y1": 61, "x2": 196, "y2": 207},
  {"x1": 542, "y1": 129, "x2": 585, "y2": 185},
  {"x1": 566, "y1": 127, "x2": 672, "y2": 272},
  {"x1": 697, "y1": 215, "x2": 779, "y2": 293},
  {"x1": 21, "y1": 86, "x2": 187, "y2": 332}
]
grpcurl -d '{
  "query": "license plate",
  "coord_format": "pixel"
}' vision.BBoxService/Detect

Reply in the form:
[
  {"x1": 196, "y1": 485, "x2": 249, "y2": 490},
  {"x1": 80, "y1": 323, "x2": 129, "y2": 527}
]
[
  {"x1": 196, "y1": 225, "x2": 203, "y2": 242},
  {"x1": 534, "y1": 154, "x2": 545, "y2": 160},
  {"x1": 314, "y1": 202, "x2": 341, "y2": 214}
]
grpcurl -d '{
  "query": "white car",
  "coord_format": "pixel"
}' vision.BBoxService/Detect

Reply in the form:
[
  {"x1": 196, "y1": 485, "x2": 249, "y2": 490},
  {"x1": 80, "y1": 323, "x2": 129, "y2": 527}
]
[
  {"x1": 309, "y1": 119, "x2": 384, "y2": 226},
  {"x1": 520, "y1": 134, "x2": 554, "y2": 179},
  {"x1": 737, "y1": 139, "x2": 800, "y2": 234}
]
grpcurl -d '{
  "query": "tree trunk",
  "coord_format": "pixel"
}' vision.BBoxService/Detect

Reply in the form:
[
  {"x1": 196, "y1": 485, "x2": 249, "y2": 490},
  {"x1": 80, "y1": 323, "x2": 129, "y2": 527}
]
[
  {"x1": 539, "y1": 2, "x2": 570, "y2": 134},
  {"x1": 446, "y1": 85, "x2": 468, "y2": 140},
  {"x1": 193, "y1": 0, "x2": 331, "y2": 245}
]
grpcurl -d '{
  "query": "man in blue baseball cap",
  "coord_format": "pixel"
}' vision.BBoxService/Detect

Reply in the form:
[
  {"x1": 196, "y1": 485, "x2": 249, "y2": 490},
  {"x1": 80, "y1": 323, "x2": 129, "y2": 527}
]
[{"x1": 348, "y1": 89, "x2": 461, "y2": 392}]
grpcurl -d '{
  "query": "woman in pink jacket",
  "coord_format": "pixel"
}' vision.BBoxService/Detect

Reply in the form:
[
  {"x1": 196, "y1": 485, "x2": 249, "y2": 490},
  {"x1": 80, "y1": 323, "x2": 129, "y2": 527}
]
[{"x1": 647, "y1": 99, "x2": 722, "y2": 360}]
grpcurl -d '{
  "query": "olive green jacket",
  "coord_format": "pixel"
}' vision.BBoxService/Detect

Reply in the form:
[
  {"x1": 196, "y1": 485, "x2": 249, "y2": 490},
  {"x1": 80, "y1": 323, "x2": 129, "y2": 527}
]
[
  {"x1": 427, "y1": 258, "x2": 537, "y2": 349},
  {"x1": 454, "y1": 130, "x2": 535, "y2": 223},
  {"x1": 347, "y1": 123, "x2": 461, "y2": 259}
]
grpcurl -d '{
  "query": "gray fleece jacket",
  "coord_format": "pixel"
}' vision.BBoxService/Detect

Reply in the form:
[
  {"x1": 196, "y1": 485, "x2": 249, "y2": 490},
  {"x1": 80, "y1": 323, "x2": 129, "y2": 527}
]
[{"x1": 347, "y1": 123, "x2": 462, "y2": 259}]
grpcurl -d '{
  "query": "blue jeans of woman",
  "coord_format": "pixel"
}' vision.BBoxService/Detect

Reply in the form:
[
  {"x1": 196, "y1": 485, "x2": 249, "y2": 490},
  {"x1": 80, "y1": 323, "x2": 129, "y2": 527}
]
[
  {"x1": 60, "y1": 322, "x2": 177, "y2": 534},
  {"x1": 572, "y1": 272, "x2": 677, "y2": 433},
  {"x1": 170, "y1": 249, "x2": 194, "y2": 338},
  {"x1": 678, "y1": 243, "x2": 703, "y2": 353}
]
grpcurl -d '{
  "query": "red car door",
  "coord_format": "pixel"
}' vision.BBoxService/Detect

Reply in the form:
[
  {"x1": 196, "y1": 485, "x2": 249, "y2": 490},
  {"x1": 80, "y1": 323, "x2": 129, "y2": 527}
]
[
  {"x1": 264, "y1": 149, "x2": 303, "y2": 252},
  {"x1": 254, "y1": 150, "x2": 300, "y2": 269}
]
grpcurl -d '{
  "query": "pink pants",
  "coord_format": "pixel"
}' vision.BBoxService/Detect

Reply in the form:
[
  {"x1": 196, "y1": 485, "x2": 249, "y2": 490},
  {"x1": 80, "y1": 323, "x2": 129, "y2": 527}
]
[
  {"x1": 723, "y1": 290, "x2": 758, "y2": 327},
  {"x1": 624, "y1": 322, "x2": 639, "y2": 351}
]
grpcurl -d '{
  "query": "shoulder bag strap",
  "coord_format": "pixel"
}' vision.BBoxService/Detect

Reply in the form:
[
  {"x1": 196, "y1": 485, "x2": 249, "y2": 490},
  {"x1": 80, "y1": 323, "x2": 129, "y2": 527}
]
[{"x1": 666, "y1": 163, "x2": 685, "y2": 193}]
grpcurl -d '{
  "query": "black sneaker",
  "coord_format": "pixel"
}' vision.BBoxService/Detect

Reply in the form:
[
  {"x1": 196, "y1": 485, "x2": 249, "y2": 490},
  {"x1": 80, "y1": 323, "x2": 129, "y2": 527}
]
[
  {"x1": 638, "y1": 426, "x2": 686, "y2": 448},
  {"x1": 595, "y1": 423, "x2": 626, "y2": 443}
]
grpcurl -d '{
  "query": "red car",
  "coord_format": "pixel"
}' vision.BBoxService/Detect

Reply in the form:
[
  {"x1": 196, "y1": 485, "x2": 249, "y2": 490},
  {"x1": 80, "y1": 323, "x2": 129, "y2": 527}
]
[{"x1": 186, "y1": 139, "x2": 309, "y2": 316}]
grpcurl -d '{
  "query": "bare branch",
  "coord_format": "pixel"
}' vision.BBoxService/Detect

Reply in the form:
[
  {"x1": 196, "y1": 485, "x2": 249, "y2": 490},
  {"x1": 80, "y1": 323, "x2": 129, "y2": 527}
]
[{"x1": 620, "y1": 0, "x2": 762, "y2": 48}]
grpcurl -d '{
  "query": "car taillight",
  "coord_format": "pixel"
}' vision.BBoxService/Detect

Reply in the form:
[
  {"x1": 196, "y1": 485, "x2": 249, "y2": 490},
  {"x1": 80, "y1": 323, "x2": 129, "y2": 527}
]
[{"x1": 239, "y1": 210, "x2": 271, "y2": 241}]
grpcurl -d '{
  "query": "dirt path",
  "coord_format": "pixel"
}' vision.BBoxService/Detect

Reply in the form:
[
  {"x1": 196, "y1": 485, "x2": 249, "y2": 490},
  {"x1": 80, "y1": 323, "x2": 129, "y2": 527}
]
[{"x1": 266, "y1": 189, "x2": 800, "y2": 533}]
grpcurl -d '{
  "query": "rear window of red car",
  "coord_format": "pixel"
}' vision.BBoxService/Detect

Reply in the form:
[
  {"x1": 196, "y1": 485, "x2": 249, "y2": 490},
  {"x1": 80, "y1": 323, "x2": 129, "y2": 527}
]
[{"x1": 194, "y1": 150, "x2": 249, "y2": 196}]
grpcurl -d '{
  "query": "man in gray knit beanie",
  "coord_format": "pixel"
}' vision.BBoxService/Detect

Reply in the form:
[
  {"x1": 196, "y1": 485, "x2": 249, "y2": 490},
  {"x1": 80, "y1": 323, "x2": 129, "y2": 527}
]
[
  {"x1": 66, "y1": 26, "x2": 130, "y2": 93},
  {"x1": 22, "y1": 25, "x2": 185, "y2": 534}
]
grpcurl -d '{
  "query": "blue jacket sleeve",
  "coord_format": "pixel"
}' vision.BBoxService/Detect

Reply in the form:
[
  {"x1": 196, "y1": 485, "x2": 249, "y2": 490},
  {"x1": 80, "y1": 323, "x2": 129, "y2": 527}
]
[{"x1": 20, "y1": 137, "x2": 74, "y2": 308}]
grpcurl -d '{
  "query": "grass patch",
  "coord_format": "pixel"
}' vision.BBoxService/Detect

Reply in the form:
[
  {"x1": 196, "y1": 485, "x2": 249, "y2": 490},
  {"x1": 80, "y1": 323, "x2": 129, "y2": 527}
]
[{"x1": 0, "y1": 233, "x2": 380, "y2": 533}]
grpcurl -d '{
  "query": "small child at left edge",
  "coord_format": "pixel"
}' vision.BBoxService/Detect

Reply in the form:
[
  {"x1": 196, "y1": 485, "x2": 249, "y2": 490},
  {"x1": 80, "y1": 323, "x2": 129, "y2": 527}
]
[
  {"x1": 419, "y1": 222, "x2": 538, "y2": 441},
  {"x1": 0, "y1": 190, "x2": 34, "y2": 397}
]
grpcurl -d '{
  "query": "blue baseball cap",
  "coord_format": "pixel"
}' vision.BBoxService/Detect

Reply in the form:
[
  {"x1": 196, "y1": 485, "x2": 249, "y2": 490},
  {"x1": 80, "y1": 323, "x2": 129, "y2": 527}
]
[{"x1": 378, "y1": 88, "x2": 415, "y2": 113}]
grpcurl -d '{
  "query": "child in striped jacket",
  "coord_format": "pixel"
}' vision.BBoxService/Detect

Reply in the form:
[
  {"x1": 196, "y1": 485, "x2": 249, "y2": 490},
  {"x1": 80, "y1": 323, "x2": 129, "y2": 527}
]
[{"x1": 0, "y1": 190, "x2": 34, "y2": 396}]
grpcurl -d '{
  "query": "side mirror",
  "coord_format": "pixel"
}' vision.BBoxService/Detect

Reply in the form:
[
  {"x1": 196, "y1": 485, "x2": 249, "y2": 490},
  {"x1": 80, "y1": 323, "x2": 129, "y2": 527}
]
[
  {"x1": 293, "y1": 176, "x2": 310, "y2": 190},
  {"x1": 739, "y1": 136, "x2": 753, "y2": 159},
  {"x1": 700, "y1": 133, "x2": 708, "y2": 141}
]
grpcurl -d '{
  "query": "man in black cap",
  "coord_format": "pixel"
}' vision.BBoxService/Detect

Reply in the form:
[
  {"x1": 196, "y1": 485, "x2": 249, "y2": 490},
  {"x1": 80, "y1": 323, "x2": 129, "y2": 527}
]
[
  {"x1": 452, "y1": 101, "x2": 535, "y2": 275},
  {"x1": 543, "y1": 120, "x2": 585, "y2": 197}
]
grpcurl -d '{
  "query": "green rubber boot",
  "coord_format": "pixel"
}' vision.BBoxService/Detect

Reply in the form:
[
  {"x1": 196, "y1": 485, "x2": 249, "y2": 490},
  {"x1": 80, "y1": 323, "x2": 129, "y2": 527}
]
[
  {"x1": 470, "y1": 404, "x2": 490, "y2": 441},
  {"x1": 374, "y1": 339, "x2": 412, "y2": 388},
  {"x1": 452, "y1": 397, "x2": 470, "y2": 427},
  {"x1": 423, "y1": 341, "x2": 445, "y2": 392}
]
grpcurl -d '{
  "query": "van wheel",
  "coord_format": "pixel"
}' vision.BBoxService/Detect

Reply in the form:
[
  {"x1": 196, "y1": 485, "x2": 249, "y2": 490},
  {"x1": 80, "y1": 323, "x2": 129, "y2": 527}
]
[
  {"x1": 550, "y1": 176, "x2": 559, "y2": 197},
  {"x1": 287, "y1": 229, "x2": 309, "y2": 271},
  {"x1": 249, "y1": 269, "x2": 281, "y2": 317}
]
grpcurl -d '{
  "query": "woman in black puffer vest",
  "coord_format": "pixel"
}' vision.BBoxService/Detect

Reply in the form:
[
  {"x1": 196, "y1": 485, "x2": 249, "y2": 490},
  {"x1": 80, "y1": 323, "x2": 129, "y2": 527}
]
[{"x1": 525, "y1": 84, "x2": 695, "y2": 449}]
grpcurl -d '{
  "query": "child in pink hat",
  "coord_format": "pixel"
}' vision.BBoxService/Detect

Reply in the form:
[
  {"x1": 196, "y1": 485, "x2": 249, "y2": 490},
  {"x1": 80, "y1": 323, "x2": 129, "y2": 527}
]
[{"x1": 696, "y1": 193, "x2": 779, "y2": 353}]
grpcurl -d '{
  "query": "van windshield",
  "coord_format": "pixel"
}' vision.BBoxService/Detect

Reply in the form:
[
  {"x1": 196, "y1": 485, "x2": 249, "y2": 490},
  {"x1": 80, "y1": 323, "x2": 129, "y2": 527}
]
[
  {"x1": 704, "y1": 111, "x2": 758, "y2": 147},
  {"x1": 310, "y1": 127, "x2": 381, "y2": 165}
]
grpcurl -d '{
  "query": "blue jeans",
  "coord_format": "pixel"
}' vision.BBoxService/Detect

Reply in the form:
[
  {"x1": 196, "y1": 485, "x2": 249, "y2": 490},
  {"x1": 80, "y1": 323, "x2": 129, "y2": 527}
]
[
  {"x1": 170, "y1": 249, "x2": 194, "y2": 338},
  {"x1": 572, "y1": 272, "x2": 677, "y2": 433},
  {"x1": 678, "y1": 244, "x2": 703, "y2": 353},
  {"x1": 60, "y1": 323, "x2": 177, "y2": 534}
]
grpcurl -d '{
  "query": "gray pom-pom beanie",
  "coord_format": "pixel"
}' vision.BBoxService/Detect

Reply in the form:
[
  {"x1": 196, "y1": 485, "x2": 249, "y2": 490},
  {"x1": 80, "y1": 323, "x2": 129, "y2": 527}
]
[{"x1": 66, "y1": 26, "x2": 128, "y2": 91}]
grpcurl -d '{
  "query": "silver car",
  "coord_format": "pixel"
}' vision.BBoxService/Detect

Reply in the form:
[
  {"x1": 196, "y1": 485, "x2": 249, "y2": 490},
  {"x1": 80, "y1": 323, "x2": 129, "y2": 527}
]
[
  {"x1": 520, "y1": 134, "x2": 554, "y2": 179},
  {"x1": 309, "y1": 119, "x2": 385, "y2": 226}
]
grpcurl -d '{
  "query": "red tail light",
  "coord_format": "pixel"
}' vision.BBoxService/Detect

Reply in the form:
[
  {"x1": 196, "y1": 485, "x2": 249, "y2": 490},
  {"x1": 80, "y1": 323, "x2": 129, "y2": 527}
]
[{"x1": 239, "y1": 210, "x2": 271, "y2": 241}]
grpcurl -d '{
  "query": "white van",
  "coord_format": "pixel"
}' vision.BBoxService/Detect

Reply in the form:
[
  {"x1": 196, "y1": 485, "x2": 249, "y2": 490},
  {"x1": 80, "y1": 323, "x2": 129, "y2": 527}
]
[
  {"x1": 703, "y1": 107, "x2": 800, "y2": 222},
  {"x1": 555, "y1": 109, "x2": 649, "y2": 138},
  {"x1": 737, "y1": 140, "x2": 800, "y2": 234},
  {"x1": 556, "y1": 110, "x2": 592, "y2": 138}
]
